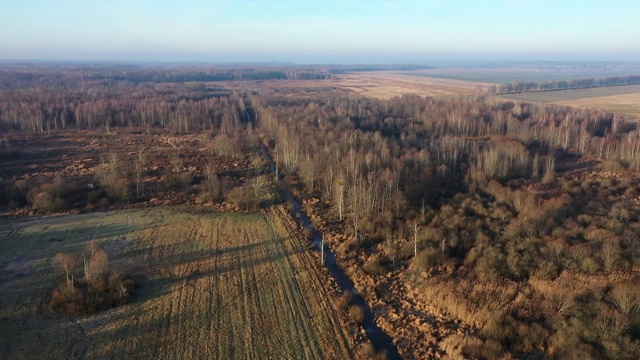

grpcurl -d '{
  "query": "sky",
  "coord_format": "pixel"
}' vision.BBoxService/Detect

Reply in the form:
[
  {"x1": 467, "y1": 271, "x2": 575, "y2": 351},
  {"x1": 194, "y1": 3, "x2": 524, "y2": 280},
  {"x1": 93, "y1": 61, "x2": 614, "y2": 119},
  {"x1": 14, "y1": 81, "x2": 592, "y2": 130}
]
[{"x1": 1, "y1": 0, "x2": 639, "y2": 63}]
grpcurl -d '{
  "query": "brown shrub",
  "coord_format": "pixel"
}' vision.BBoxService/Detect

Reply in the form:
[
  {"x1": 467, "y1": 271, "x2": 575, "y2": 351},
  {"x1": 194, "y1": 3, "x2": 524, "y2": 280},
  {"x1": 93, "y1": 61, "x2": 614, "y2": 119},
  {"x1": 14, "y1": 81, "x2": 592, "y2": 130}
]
[
  {"x1": 336, "y1": 290, "x2": 353, "y2": 310},
  {"x1": 411, "y1": 247, "x2": 441, "y2": 272},
  {"x1": 226, "y1": 185, "x2": 259, "y2": 211},
  {"x1": 356, "y1": 342, "x2": 387, "y2": 360},
  {"x1": 302, "y1": 226, "x2": 316, "y2": 240},
  {"x1": 99, "y1": 173, "x2": 132, "y2": 202},
  {"x1": 349, "y1": 304, "x2": 365, "y2": 325},
  {"x1": 363, "y1": 254, "x2": 390, "y2": 275},
  {"x1": 601, "y1": 160, "x2": 624, "y2": 172}
]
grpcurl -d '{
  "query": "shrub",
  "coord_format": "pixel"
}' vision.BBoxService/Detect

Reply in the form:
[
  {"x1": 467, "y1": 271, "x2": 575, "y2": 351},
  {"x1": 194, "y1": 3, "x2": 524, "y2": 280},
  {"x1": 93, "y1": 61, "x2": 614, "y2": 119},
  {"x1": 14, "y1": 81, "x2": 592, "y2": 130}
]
[
  {"x1": 363, "y1": 254, "x2": 391, "y2": 275},
  {"x1": 198, "y1": 175, "x2": 224, "y2": 203},
  {"x1": 99, "y1": 173, "x2": 132, "y2": 203},
  {"x1": 348, "y1": 304, "x2": 365, "y2": 325},
  {"x1": 226, "y1": 185, "x2": 259, "y2": 211},
  {"x1": 411, "y1": 247, "x2": 441, "y2": 272},
  {"x1": 27, "y1": 179, "x2": 77, "y2": 212},
  {"x1": 602, "y1": 160, "x2": 624, "y2": 172},
  {"x1": 356, "y1": 342, "x2": 387, "y2": 360},
  {"x1": 336, "y1": 290, "x2": 353, "y2": 310}
]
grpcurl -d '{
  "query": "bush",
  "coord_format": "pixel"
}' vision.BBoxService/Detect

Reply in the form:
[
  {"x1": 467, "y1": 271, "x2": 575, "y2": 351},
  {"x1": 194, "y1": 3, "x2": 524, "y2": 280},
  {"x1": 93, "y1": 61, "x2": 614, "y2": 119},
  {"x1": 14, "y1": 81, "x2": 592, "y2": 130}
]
[
  {"x1": 336, "y1": 290, "x2": 353, "y2": 310},
  {"x1": 226, "y1": 185, "x2": 259, "y2": 211},
  {"x1": 602, "y1": 160, "x2": 624, "y2": 172},
  {"x1": 198, "y1": 175, "x2": 224, "y2": 203},
  {"x1": 349, "y1": 304, "x2": 365, "y2": 325},
  {"x1": 99, "y1": 173, "x2": 133, "y2": 203},
  {"x1": 363, "y1": 254, "x2": 391, "y2": 275},
  {"x1": 26, "y1": 178, "x2": 79, "y2": 212},
  {"x1": 356, "y1": 342, "x2": 387, "y2": 360},
  {"x1": 411, "y1": 247, "x2": 441, "y2": 272}
]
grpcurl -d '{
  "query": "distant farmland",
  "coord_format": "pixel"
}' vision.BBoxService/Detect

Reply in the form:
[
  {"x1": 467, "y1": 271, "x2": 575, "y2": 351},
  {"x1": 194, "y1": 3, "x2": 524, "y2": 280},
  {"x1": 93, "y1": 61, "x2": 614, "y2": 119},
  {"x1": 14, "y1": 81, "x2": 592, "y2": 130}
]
[
  {"x1": 0, "y1": 208, "x2": 353, "y2": 359},
  {"x1": 500, "y1": 84, "x2": 640, "y2": 118},
  {"x1": 405, "y1": 67, "x2": 640, "y2": 84}
]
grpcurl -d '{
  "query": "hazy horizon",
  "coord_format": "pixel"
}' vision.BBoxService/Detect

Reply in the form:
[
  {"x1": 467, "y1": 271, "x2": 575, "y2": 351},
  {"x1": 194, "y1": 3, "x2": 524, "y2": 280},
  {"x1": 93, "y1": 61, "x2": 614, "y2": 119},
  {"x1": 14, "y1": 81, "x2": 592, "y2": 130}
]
[{"x1": 2, "y1": 0, "x2": 639, "y2": 63}]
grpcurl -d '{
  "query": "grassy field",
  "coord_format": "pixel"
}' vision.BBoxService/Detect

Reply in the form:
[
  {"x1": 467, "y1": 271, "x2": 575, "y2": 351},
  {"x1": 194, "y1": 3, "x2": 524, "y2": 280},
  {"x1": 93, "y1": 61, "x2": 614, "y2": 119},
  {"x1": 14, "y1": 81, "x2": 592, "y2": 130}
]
[{"x1": 0, "y1": 207, "x2": 352, "y2": 359}]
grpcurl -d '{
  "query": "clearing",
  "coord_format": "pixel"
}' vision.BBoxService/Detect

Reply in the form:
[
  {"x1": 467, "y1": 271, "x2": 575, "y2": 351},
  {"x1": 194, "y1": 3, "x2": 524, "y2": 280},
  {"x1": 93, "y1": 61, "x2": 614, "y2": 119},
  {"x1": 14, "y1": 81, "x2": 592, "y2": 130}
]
[{"x1": 0, "y1": 207, "x2": 352, "y2": 359}]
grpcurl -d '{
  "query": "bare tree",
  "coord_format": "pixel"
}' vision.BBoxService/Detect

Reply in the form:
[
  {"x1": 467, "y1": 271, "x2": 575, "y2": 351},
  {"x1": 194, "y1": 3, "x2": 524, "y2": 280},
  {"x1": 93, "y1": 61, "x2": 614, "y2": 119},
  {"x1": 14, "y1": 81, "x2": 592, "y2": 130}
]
[
  {"x1": 54, "y1": 252, "x2": 79, "y2": 293},
  {"x1": 337, "y1": 177, "x2": 345, "y2": 221},
  {"x1": 87, "y1": 250, "x2": 110, "y2": 287},
  {"x1": 609, "y1": 284, "x2": 639, "y2": 316},
  {"x1": 412, "y1": 220, "x2": 421, "y2": 258},
  {"x1": 83, "y1": 240, "x2": 99, "y2": 280}
]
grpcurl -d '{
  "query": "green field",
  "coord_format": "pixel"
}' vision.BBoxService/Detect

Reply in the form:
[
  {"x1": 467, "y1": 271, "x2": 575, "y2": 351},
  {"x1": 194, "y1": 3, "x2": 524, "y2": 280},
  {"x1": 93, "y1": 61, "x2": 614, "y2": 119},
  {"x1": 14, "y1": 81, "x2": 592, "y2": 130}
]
[{"x1": 0, "y1": 207, "x2": 352, "y2": 359}]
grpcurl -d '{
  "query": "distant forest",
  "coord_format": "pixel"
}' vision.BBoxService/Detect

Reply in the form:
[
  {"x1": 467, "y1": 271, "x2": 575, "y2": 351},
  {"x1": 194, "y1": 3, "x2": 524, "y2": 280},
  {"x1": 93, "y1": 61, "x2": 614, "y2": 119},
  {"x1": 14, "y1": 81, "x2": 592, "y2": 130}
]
[
  {"x1": 489, "y1": 74, "x2": 640, "y2": 94},
  {"x1": 0, "y1": 63, "x2": 439, "y2": 89}
]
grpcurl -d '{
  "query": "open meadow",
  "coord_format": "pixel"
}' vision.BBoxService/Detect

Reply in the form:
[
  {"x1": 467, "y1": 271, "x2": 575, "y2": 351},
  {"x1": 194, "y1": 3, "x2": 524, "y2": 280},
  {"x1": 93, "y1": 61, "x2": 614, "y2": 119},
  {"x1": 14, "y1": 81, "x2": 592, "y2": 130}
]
[{"x1": 0, "y1": 207, "x2": 352, "y2": 359}]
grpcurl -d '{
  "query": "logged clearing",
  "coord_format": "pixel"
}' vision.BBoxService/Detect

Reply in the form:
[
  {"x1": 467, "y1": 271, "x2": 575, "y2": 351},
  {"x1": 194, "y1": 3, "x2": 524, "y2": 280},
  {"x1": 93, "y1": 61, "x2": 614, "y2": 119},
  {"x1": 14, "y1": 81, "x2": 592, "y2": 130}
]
[{"x1": 0, "y1": 207, "x2": 352, "y2": 359}]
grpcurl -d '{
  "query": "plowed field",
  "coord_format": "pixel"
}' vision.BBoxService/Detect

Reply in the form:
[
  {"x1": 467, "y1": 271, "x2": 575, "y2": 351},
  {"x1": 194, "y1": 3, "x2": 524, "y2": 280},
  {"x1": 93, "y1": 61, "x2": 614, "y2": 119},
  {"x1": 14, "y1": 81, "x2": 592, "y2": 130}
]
[{"x1": 0, "y1": 207, "x2": 352, "y2": 359}]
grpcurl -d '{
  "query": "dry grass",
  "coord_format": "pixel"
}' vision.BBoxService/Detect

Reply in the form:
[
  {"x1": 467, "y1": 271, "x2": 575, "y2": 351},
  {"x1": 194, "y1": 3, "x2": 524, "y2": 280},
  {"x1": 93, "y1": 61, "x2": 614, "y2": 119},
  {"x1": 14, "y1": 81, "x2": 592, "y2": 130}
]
[
  {"x1": 333, "y1": 72, "x2": 485, "y2": 99},
  {"x1": 211, "y1": 71, "x2": 486, "y2": 99},
  {"x1": 0, "y1": 207, "x2": 352, "y2": 359}
]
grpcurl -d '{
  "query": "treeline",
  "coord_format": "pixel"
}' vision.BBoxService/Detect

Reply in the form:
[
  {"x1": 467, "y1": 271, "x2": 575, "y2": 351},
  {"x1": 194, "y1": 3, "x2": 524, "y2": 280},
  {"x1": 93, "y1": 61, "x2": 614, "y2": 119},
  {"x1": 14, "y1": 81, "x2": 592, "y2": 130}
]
[
  {"x1": 489, "y1": 74, "x2": 640, "y2": 94},
  {"x1": 0, "y1": 64, "x2": 332, "y2": 91},
  {"x1": 97, "y1": 68, "x2": 332, "y2": 83},
  {"x1": 257, "y1": 93, "x2": 640, "y2": 358},
  {"x1": 0, "y1": 83, "x2": 254, "y2": 134},
  {"x1": 329, "y1": 64, "x2": 434, "y2": 74}
]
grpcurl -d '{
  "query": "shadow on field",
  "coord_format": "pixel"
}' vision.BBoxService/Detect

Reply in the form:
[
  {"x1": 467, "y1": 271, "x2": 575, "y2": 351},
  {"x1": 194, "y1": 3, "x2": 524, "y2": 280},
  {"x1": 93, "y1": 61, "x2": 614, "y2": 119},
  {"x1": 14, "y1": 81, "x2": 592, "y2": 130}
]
[
  {"x1": 129, "y1": 236, "x2": 302, "y2": 305},
  {"x1": 82, "y1": 235, "x2": 305, "y2": 358},
  {"x1": 1, "y1": 220, "x2": 138, "y2": 261}
]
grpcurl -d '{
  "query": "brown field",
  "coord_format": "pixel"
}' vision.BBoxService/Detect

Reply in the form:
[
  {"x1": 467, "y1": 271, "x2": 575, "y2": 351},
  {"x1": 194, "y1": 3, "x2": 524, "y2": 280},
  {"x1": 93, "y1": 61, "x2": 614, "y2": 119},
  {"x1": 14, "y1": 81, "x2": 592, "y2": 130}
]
[
  {"x1": 500, "y1": 85, "x2": 640, "y2": 119},
  {"x1": 555, "y1": 91, "x2": 640, "y2": 119},
  {"x1": 333, "y1": 72, "x2": 485, "y2": 99},
  {"x1": 213, "y1": 71, "x2": 485, "y2": 99},
  {"x1": 0, "y1": 207, "x2": 352, "y2": 359}
]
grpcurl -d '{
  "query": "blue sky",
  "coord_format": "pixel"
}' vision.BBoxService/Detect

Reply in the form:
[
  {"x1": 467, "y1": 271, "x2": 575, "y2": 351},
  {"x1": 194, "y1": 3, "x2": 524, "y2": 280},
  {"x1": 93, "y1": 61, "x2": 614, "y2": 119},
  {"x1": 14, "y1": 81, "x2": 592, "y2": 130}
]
[{"x1": 1, "y1": 0, "x2": 639, "y2": 63}]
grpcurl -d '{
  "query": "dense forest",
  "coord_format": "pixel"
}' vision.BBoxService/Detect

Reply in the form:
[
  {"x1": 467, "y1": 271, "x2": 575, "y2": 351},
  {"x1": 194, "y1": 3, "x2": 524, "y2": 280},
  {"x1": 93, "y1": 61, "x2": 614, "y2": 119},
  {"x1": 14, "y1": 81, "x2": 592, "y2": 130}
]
[
  {"x1": 2, "y1": 65, "x2": 640, "y2": 358},
  {"x1": 489, "y1": 74, "x2": 640, "y2": 94},
  {"x1": 256, "y1": 93, "x2": 640, "y2": 358}
]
